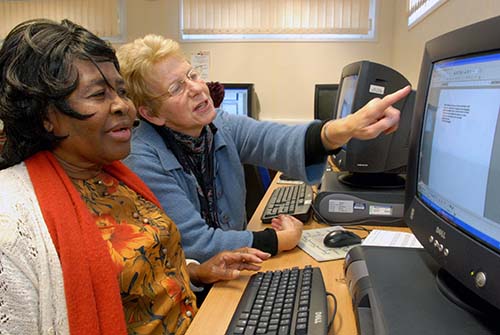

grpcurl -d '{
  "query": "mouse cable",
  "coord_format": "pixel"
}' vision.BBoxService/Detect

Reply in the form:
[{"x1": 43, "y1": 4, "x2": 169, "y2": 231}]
[
  {"x1": 342, "y1": 225, "x2": 372, "y2": 234},
  {"x1": 311, "y1": 202, "x2": 374, "y2": 246},
  {"x1": 326, "y1": 291, "x2": 338, "y2": 333}
]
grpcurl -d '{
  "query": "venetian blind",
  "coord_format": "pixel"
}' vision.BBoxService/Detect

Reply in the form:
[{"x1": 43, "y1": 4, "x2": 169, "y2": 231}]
[
  {"x1": 0, "y1": 0, "x2": 124, "y2": 41},
  {"x1": 181, "y1": 0, "x2": 372, "y2": 36}
]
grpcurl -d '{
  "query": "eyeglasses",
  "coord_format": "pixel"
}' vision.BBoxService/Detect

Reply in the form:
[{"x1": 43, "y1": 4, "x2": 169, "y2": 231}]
[{"x1": 152, "y1": 66, "x2": 203, "y2": 100}]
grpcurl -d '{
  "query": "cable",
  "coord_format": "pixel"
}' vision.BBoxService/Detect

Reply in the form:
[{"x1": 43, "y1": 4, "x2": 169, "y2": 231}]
[
  {"x1": 326, "y1": 291, "x2": 338, "y2": 333},
  {"x1": 343, "y1": 225, "x2": 372, "y2": 234},
  {"x1": 339, "y1": 217, "x2": 405, "y2": 226}
]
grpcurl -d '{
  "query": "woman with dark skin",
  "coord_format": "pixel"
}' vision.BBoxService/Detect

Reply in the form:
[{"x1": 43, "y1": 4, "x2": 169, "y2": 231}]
[{"x1": 0, "y1": 19, "x2": 268, "y2": 335}]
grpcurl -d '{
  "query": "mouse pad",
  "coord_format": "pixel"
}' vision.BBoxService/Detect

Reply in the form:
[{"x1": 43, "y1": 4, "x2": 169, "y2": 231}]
[{"x1": 298, "y1": 226, "x2": 362, "y2": 262}]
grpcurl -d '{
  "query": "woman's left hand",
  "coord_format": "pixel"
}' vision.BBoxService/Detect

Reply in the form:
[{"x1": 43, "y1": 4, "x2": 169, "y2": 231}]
[
  {"x1": 187, "y1": 247, "x2": 271, "y2": 285},
  {"x1": 271, "y1": 214, "x2": 304, "y2": 252}
]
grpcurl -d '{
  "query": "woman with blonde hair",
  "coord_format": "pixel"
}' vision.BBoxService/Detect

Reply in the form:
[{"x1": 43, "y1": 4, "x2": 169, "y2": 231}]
[{"x1": 117, "y1": 34, "x2": 410, "y2": 262}]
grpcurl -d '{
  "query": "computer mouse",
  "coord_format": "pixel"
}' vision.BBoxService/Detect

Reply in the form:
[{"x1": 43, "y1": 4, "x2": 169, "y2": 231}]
[{"x1": 323, "y1": 230, "x2": 362, "y2": 248}]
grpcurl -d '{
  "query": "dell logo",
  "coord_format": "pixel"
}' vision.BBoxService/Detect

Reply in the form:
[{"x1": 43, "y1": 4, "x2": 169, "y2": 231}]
[
  {"x1": 314, "y1": 311, "x2": 323, "y2": 324},
  {"x1": 436, "y1": 226, "x2": 446, "y2": 239}
]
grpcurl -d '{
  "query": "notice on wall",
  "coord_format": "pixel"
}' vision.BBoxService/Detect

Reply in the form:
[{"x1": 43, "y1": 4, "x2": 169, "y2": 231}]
[{"x1": 191, "y1": 51, "x2": 210, "y2": 81}]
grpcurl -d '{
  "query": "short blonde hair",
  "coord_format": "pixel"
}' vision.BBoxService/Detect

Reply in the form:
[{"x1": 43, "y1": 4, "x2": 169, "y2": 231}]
[{"x1": 117, "y1": 34, "x2": 186, "y2": 115}]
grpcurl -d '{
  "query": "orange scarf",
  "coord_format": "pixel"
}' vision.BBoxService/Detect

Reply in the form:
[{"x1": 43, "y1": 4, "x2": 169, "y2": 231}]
[{"x1": 25, "y1": 151, "x2": 161, "y2": 335}]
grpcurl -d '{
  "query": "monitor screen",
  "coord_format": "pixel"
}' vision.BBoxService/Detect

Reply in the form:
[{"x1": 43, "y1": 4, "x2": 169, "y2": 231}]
[
  {"x1": 405, "y1": 15, "x2": 500, "y2": 313},
  {"x1": 336, "y1": 75, "x2": 358, "y2": 120},
  {"x1": 417, "y1": 52, "x2": 500, "y2": 254},
  {"x1": 314, "y1": 84, "x2": 338, "y2": 121},
  {"x1": 220, "y1": 83, "x2": 253, "y2": 118}
]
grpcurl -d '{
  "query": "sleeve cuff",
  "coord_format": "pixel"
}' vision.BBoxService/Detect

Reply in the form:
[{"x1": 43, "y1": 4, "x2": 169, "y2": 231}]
[
  {"x1": 252, "y1": 228, "x2": 278, "y2": 255},
  {"x1": 186, "y1": 259, "x2": 205, "y2": 292},
  {"x1": 304, "y1": 121, "x2": 341, "y2": 166}
]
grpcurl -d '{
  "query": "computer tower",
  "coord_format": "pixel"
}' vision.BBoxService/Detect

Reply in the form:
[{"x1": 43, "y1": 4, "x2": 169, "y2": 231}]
[{"x1": 314, "y1": 170, "x2": 405, "y2": 226}]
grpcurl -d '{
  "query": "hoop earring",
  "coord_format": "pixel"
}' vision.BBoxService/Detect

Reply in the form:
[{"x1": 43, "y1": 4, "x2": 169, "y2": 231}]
[{"x1": 43, "y1": 120, "x2": 54, "y2": 132}]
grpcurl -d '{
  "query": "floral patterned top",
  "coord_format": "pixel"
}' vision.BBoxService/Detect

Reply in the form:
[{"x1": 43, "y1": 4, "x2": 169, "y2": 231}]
[{"x1": 72, "y1": 172, "x2": 197, "y2": 335}]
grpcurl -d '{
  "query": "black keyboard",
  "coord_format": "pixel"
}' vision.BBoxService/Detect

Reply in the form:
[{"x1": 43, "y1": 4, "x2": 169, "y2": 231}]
[
  {"x1": 225, "y1": 266, "x2": 328, "y2": 335},
  {"x1": 261, "y1": 184, "x2": 313, "y2": 223}
]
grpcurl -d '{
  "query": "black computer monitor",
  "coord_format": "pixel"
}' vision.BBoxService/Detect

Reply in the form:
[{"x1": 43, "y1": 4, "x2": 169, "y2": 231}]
[
  {"x1": 405, "y1": 15, "x2": 500, "y2": 314},
  {"x1": 220, "y1": 83, "x2": 254, "y2": 118},
  {"x1": 314, "y1": 84, "x2": 338, "y2": 121},
  {"x1": 332, "y1": 61, "x2": 416, "y2": 188}
]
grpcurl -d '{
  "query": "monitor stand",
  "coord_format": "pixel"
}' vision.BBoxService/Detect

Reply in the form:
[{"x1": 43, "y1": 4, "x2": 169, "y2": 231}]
[
  {"x1": 344, "y1": 246, "x2": 500, "y2": 335},
  {"x1": 338, "y1": 172, "x2": 405, "y2": 189}
]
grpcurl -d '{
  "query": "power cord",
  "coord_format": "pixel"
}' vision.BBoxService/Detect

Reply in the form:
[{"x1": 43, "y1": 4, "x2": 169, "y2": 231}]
[{"x1": 326, "y1": 291, "x2": 338, "y2": 333}]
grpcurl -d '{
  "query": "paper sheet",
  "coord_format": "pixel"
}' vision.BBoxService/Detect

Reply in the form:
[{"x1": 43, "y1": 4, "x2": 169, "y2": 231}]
[
  {"x1": 190, "y1": 51, "x2": 210, "y2": 80},
  {"x1": 362, "y1": 229, "x2": 423, "y2": 248},
  {"x1": 298, "y1": 227, "x2": 362, "y2": 262}
]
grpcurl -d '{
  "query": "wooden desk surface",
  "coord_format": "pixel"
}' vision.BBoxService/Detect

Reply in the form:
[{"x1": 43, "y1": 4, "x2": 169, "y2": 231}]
[{"x1": 186, "y1": 174, "x2": 409, "y2": 335}]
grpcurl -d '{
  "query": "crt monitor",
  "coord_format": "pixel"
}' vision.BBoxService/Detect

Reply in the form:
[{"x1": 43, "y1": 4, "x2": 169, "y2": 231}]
[
  {"x1": 332, "y1": 61, "x2": 416, "y2": 188},
  {"x1": 314, "y1": 84, "x2": 338, "y2": 121},
  {"x1": 405, "y1": 15, "x2": 500, "y2": 314},
  {"x1": 220, "y1": 83, "x2": 254, "y2": 118}
]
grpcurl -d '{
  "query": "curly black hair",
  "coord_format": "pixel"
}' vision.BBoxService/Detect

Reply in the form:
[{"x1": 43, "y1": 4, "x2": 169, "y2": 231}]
[{"x1": 0, "y1": 19, "x2": 119, "y2": 169}]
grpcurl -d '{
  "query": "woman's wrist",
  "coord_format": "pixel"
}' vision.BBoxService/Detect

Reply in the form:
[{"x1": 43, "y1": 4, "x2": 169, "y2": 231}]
[
  {"x1": 321, "y1": 118, "x2": 353, "y2": 150},
  {"x1": 276, "y1": 229, "x2": 302, "y2": 252},
  {"x1": 186, "y1": 261, "x2": 201, "y2": 286}
]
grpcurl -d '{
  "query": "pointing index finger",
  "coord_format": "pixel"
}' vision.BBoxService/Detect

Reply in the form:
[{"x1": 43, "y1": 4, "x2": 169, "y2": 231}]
[{"x1": 379, "y1": 85, "x2": 411, "y2": 109}]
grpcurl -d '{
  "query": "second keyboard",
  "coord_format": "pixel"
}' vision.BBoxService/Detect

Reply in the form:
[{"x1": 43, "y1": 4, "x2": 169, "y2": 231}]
[{"x1": 261, "y1": 184, "x2": 313, "y2": 223}]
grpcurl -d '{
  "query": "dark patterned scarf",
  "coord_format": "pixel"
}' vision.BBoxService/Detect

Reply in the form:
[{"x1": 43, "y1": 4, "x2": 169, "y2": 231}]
[{"x1": 154, "y1": 123, "x2": 221, "y2": 229}]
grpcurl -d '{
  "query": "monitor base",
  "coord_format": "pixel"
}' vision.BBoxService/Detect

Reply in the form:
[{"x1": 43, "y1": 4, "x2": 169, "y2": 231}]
[{"x1": 338, "y1": 172, "x2": 405, "y2": 189}]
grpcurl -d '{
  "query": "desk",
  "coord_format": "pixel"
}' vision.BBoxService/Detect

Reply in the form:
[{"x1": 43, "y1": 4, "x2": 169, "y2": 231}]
[{"x1": 185, "y1": 175, "x2": 409, "y2": 335}]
